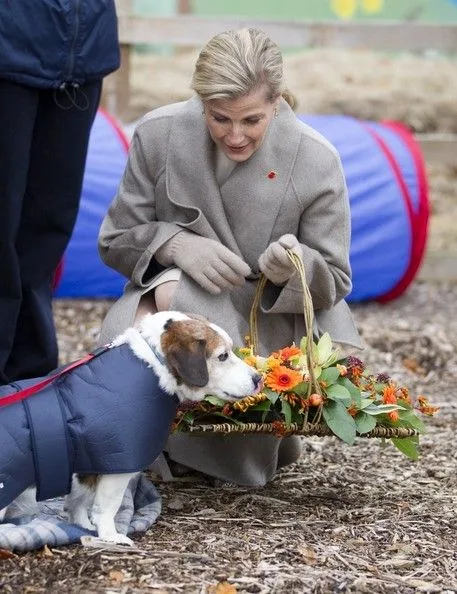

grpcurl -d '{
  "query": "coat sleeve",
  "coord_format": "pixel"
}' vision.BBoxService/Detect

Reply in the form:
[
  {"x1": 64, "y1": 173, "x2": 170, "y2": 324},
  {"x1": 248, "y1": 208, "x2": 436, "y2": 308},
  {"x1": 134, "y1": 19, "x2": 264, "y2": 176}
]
[
  {"x1": 98, "y1": 127, "x2": 182, "y2": 286},
  {"x1": 261, "y1": 136, "x2": 352, "y2": 314}
]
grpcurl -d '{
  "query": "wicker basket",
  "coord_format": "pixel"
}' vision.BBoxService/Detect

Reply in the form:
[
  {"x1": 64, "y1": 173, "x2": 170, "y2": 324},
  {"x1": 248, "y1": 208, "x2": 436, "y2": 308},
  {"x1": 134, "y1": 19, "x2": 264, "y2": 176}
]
[{"x1": 174, "y1": 250, "x2": 421, "y2": 441}]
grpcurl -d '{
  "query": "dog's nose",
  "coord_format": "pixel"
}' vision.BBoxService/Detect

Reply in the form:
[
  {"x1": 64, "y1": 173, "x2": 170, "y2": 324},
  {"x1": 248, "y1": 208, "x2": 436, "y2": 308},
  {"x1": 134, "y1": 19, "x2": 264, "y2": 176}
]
[{"x1": 252, "y1": 373, "x2": 263, "y2": 394}]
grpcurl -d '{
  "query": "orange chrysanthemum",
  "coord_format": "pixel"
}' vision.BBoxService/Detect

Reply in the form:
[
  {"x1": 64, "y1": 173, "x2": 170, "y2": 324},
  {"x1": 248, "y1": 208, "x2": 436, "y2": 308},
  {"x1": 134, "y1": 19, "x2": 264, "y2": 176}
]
[
  {"x1": 272, "y1": 346, "x2": 302, "y2": 362},
  {"x1": 265, "y1": 365, "x2": 303, "y2": 392},
  {"x1": 382, "y1": 384, "x2": 397, "y2": 405}
]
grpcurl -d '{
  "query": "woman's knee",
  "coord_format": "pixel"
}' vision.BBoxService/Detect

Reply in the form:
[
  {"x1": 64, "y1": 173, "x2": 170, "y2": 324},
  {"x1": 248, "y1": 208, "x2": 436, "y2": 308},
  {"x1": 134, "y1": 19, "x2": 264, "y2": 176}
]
[{"x1": 155, "y1": 280, "x2": 178, "y2": 311}]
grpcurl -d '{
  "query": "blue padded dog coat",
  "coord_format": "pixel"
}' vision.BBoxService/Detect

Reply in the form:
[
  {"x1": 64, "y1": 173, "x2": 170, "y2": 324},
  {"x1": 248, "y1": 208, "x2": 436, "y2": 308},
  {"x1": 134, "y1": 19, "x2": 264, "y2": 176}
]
[{"x1": 0, "y1": 343, "x2": 178, "y2": 509}]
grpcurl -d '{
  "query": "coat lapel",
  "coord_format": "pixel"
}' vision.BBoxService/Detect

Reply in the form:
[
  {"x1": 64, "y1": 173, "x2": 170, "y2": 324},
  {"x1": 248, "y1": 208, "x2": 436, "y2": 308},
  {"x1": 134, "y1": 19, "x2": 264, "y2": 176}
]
[
  {"x1": 220, "y1": 100, "x2": 302, "y2": 269},
  {"x1": 166, "y1": 96, "x2": 241, "y2": 256}
]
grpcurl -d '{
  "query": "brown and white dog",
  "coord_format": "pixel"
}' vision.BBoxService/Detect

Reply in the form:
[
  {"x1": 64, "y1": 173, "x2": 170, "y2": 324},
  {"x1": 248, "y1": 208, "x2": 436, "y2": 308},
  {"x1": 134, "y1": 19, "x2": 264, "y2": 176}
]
[{"x1": 0, "y1": 311, "x2": 262, "y2": 545}]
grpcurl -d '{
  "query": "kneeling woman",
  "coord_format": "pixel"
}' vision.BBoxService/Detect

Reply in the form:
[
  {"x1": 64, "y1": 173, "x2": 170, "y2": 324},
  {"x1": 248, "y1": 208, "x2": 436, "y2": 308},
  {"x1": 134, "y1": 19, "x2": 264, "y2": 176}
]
[{"x1": 97, "y1": 27, "x2": 362, "y2": 486}]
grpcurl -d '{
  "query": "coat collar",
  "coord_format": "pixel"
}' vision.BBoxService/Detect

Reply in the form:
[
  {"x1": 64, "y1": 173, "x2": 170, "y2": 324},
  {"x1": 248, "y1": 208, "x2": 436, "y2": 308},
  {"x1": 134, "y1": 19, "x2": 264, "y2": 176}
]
[{"x1": 166, "y1": 95, "x2": 302, "y2": 269}]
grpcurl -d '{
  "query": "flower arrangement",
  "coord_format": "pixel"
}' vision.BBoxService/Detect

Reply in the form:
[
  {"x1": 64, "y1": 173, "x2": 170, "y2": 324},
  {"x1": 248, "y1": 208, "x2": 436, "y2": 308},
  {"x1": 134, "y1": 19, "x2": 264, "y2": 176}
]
[{"x1": 173, "y1": 333, "x2": 439, "y2": 460}]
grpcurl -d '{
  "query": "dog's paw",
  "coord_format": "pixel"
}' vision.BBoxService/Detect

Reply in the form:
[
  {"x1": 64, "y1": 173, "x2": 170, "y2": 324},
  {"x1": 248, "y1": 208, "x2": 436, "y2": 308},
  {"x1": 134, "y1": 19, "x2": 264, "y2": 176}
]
[{"x1": 98, "y1": 531, "x2": 134, "y2": 546}]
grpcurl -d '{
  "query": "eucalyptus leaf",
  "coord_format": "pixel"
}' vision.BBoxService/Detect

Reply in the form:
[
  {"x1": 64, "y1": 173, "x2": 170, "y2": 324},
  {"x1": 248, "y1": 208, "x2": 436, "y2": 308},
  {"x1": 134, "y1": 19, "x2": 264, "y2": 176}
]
[
  {"x1": 320, "y1": 367, "x2": 340, "y2": 384},
  {"x1": 292, "y1": 381, "x2": 310, "y2": 397},
  {"x1": 325, "y1": 383, "x2": 351, "y2": 402},
  {"x1": 338, "y1": 377, "x2": 362, "y2": 401},
  {"x1": 359, "y1": 398, "x2": 376, "y2": 410},
  {"x1": 354, "y1": 412, "x2": 377, "y2": 435},
  {"x1": 391, "y1": 436, "x2": 420, "y2": 460},
  {"x1": 322, "y1": 400, "x2": 357, "y2": 444}
]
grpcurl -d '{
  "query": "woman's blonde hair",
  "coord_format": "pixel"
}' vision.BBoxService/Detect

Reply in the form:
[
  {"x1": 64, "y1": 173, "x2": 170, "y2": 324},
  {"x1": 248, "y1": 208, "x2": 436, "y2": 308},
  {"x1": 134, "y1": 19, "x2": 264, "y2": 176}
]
[{"x1": 191, "y1": 28, "x2": 296, "y2": 109}]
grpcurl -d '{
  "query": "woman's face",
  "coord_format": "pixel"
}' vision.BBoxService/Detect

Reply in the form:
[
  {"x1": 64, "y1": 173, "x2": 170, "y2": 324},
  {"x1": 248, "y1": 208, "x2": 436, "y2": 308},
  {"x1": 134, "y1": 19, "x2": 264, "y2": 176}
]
[{"x1": 203, "y1": 86, "x2": 279, "y2": 162}]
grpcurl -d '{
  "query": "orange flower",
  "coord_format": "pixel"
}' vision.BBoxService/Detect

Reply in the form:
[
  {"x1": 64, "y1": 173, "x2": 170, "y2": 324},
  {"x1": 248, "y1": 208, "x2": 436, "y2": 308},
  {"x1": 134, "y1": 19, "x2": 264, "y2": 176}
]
[
  {"x1": 347, "y1": 404, "x2": 358, "y2": 417},
  {"x1": 388, "y1": 410, "x2": 400, "y2": 422},
  {"x1": 272, "y1": 345, "x2": 302, "y2": 362},
  {"x1": 398, "y1": 386, "x2": 412, "y2": 406},
  {"x1": 382, "y1": 384, "x2": 397, "y2": 405},
  {"x1": 265, "y1": 365, "x2": 303, "y2": 392},
  {"x1": 417, "y1": 395, "x2": 440, "y2": 416}
]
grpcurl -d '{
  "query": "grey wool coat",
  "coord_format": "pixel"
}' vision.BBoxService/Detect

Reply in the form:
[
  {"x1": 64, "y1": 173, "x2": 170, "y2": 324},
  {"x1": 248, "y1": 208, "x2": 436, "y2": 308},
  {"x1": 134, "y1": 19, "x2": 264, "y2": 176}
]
[{"x1": 97, "y1": 95, "x2": 363, "y2": 486}]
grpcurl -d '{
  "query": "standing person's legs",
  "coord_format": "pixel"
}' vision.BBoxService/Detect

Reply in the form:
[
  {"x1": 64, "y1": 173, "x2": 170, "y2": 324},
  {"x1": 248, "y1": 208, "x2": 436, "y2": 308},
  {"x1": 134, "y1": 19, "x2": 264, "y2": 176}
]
[
  {"x1": 4, "y1": 81, "x2": 102, "y2": 382},
  {"x1": 0, "y1": 81, "x2": 38, "y2": 385}
]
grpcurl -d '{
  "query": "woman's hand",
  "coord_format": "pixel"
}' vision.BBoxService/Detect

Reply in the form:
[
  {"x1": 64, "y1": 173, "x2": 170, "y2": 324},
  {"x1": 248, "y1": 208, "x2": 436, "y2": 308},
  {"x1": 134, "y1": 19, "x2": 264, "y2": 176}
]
[
  {"x1": 258, "y1": 234, "x2": 301, "y2": 285},
  {"x1": 155, "y1": 231, "x2": 251, "y2": 295}
]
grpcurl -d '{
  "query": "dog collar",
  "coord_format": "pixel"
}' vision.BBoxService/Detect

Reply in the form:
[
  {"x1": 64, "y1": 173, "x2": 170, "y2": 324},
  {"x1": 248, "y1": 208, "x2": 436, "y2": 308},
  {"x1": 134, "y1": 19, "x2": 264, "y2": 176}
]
[{"x1": 150, "y1": 343, "x2": 166, "y2": 366}]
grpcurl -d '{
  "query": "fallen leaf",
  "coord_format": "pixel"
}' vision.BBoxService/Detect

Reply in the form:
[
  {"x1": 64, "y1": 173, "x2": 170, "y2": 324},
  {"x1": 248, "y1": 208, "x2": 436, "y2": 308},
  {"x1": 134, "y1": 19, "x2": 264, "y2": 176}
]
[
  {"x1": 38, "y1": 545, "x2": 53, "y2": 557},
  {"x1": 297, "y1": 544, "x2": 318, "y2": 565},
  {"x1": 0, "y1": 548, "x2": 16, "y2": 560},
  {"x1": 108, "y1": 569, "x2": 125, "y2": 583}
]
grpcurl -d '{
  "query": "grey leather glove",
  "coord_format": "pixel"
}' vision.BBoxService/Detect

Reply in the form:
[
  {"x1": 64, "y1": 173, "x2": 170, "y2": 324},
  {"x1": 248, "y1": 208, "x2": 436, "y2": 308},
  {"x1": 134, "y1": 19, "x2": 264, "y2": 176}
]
[
  {"x1": 258, "y1": 234, "x2": 301, "y2": 285},
  {"x1": 155, "y1": 231, "x2": 251, "y2": 295}
]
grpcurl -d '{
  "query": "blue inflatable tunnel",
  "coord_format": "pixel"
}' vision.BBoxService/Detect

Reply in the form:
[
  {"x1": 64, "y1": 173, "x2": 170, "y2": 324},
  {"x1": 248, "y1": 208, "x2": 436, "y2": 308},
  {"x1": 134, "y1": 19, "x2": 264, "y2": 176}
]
[
  {"x1": 54, "y1": 110, "x2": 129, "y2": 298},
  {"x1": 55, "y1": 112, "x2": 429, "y2": 302}
]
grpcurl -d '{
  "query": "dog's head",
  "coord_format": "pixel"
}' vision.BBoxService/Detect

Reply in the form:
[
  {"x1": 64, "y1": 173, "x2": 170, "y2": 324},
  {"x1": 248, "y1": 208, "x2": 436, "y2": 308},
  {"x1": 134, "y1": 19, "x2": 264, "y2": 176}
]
[{"x1": 137, "y1": 312, "x2": 262, "y2": 403}]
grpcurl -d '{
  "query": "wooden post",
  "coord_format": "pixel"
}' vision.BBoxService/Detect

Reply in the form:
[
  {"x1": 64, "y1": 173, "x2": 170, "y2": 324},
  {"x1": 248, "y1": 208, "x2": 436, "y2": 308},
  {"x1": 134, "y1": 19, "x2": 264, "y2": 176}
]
[{"x1": 101, "y1": 0, "x2": 134, "y2": 120}]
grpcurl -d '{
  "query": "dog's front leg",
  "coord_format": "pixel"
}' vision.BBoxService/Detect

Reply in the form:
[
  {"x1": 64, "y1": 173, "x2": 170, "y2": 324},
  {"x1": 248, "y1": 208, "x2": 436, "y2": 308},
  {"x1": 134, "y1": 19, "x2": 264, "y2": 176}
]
[{"x1": 90, "y1": 473, "x2": 138, "y2": 546}]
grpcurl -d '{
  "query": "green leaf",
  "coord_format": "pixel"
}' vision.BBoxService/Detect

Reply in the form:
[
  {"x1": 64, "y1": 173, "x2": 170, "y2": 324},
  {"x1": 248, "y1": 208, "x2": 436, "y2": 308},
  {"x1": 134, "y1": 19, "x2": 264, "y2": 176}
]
[
  {"x1": 354, "y1": 412, "x2": 377, "y2": 435},
  {"x1": 391, "y1": 436, "x2": 420, "y2": 460},
  {"x1": 292, "y1": 381, "x2": 310, "y2": 397},
  {"x1": 280, "y1": 398, "x2": 293, "y2": 426},
  {"x1": 316, "y1": 333, "x2": 333, "y2": 363},
  {"x1": 264, "y1": 388, "x2": 280, "y2": 404},
  {"x1": 248, "y1": 400, "x2": 272, "y2": 412},
  {"x1": 325, "y1": 383, "x2": 351, "y2": 403},
  {"x1": 320, "y1": 367, "x2": 341, "y2": 384},
  {"x1": 359, "y1": 398, "x2": 376, "y2": 410},
  {"x1": 398, "y1": 409, "x2": 426, "y2": 433},
  {"x1": 179, "y1": 411, "x2": 196, "y2": 426},
  {"x1": 338, "y1": 377, "x2": 362, "y2": 401},
  {"x1": 363, "y1": 403, "x2": 405, "y2": 416},
  {"x1": 204, "y1": 395, "x2": 228, "y2": 407},
  {"x1": 322, "y1": 400, "x2": 357, "y2": 445}
]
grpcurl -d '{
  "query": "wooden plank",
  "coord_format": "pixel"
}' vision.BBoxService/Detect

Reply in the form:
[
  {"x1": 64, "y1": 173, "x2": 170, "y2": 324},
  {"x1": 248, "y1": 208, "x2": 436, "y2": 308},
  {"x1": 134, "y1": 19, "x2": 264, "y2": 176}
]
[
  {"x1": 416, "y1": 134, "x2": 457, "y2": 166},
  {"x1": 117, "y1": 15, "x2": 457, "y2": 53}
]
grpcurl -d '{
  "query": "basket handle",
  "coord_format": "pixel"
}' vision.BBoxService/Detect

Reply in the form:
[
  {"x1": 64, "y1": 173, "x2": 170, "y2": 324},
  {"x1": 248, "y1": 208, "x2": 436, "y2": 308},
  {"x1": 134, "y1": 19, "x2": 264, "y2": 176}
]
[{"x1": 249, "y1": 249, "x2": 321, "y2": 394}]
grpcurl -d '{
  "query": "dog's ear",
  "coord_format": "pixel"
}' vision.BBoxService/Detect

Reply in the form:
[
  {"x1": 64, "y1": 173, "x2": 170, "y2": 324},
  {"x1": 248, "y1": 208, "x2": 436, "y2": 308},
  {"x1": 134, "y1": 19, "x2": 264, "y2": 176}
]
[{"x1": 167, "y1": 338, "x2": 209, "y2": 387}]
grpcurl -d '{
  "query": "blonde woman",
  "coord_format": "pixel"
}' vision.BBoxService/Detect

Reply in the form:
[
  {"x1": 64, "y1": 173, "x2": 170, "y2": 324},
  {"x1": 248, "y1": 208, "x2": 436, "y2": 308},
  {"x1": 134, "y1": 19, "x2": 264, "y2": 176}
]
[{"x1": 98, "y1": 28, "x2": 362, "y2": 486}]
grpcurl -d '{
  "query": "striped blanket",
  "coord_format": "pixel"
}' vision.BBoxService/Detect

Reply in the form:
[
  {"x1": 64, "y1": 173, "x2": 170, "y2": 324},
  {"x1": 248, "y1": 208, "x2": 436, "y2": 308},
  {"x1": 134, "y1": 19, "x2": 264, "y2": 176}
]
[{"x1": 0, "y1": 474, "x2": 161, "y2": 552}]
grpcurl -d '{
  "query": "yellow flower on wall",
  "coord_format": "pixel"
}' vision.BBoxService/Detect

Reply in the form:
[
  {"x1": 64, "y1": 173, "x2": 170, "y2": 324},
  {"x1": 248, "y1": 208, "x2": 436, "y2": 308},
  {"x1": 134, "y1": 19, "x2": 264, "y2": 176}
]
[
  {"x1": 331, "y1": 0, "x2": 357, "y2": 19},
  {"x1": 331, "y1": 0, "x2": 384, "y2": 20},
  {"x1": 361, "y1": 0, "x2": 384, "y2": 13}
]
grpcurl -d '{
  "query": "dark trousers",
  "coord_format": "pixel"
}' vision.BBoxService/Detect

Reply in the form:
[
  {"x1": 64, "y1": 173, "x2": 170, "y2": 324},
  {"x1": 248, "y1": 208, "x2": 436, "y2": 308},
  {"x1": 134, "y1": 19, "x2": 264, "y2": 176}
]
[{"x1": 0, "y1": 79, "x2": 102, "y2": 384}]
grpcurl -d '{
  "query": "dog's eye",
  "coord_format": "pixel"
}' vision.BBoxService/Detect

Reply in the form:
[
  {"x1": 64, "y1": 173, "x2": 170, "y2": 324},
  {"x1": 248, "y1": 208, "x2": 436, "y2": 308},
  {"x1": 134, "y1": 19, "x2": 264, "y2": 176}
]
[{"x1": 218, "y1": 352, "x2": 229, "y2": 362}]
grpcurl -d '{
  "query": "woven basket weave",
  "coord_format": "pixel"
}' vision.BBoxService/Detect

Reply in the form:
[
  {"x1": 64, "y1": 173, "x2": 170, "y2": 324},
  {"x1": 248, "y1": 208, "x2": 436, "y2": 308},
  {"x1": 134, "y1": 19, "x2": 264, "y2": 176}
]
[{"x1": 179, "y1": 422, "x2": 419, "y2": 438}]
